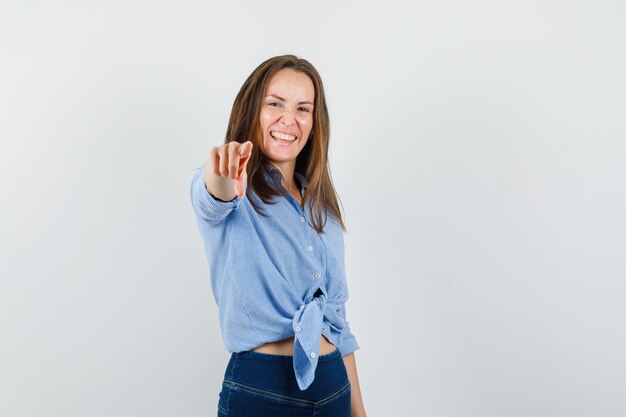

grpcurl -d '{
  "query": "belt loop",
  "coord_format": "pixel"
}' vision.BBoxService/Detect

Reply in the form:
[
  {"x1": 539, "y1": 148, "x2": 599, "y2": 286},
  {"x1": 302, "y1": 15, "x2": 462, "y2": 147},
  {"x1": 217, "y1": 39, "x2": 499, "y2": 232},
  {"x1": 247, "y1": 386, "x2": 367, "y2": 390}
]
[{"x1": 229, "y1": 352, "x2": 239, "y2": 381}]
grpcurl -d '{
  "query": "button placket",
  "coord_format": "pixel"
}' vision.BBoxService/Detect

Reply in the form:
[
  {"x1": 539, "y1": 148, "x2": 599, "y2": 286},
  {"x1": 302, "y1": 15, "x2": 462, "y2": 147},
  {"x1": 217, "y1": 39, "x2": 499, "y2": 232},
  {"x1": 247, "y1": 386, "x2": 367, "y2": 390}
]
[{"x1": 300, "y1": 213, "x2": 322, "y2": 282}]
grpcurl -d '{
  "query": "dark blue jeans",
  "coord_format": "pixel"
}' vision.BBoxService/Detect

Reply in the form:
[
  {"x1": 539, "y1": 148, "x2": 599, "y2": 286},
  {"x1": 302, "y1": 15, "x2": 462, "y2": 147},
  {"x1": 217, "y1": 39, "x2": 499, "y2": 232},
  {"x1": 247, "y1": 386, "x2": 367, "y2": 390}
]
[{"x1": 217, "y1": 347, "x2": 351, "y2": 417}]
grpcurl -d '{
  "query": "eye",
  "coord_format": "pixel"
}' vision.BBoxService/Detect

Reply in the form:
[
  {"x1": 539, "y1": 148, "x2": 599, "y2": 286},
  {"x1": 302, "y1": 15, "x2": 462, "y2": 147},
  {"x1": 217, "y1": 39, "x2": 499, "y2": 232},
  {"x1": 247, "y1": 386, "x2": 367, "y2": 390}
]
[
  {"x1": 269, "y1": 102, "x2": 280, "y2": 107},
  {"x1": 299, "y1": 107, "x2": 311, "y2": 112}
]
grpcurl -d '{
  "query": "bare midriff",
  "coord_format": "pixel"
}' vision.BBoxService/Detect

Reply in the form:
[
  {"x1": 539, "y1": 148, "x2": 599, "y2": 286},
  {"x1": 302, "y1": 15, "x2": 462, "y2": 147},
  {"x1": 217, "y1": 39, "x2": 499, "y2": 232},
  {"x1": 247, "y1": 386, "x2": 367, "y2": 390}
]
[{"x1": 252, "y1": 334, "x2": 337, "y2": 355}]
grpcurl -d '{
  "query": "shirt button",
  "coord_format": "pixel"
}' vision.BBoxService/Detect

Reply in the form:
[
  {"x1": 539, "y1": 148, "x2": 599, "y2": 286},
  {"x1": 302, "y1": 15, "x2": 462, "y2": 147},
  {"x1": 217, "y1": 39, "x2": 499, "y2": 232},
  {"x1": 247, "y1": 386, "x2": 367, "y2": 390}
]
[
  {"x1": 299, "y1": 217, "x2": 305, "y2": 222},
  {"x1": 300, "y1": 304, "x2": 305, "y2": 310},
  {"x1": 310, "y1": 352, "x2": 316, "y2": 358},
  {"x1": 307, "y1": 245, "x2": 313, "y2": 252},
  {"x1": 314, "y1": 273, "x2": 321, "y2": 279},
  {"x1": 295, "y1": 325, "x2": 302, "y2": 332}
]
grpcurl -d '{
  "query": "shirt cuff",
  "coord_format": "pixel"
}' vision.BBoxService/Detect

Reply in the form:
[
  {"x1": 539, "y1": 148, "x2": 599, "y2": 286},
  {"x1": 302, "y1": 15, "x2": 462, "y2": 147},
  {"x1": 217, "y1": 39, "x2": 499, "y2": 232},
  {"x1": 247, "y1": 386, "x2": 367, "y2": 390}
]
[
  {"x1": 334, "y1": 301, "x2": 360, "y2": 357},
  {"x1": 337, "y1": 321, "x2": 360, "y2": 357}
]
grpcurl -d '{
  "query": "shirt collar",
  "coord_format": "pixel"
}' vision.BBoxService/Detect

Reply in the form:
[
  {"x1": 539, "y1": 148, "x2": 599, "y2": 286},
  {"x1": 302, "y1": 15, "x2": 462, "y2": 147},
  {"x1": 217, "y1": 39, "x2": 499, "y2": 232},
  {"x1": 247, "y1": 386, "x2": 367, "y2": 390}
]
[{"x1": 265, "y1": 164, "x2": 309, "y2": 190}]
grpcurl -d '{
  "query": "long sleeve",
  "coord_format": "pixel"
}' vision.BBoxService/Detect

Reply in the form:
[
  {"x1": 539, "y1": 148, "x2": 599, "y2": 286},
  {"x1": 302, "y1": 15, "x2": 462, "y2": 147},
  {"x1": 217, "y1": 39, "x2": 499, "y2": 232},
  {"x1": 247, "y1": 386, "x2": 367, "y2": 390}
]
[{"x1": 189, "y1": 165, "x2": 242, "y2": 224}]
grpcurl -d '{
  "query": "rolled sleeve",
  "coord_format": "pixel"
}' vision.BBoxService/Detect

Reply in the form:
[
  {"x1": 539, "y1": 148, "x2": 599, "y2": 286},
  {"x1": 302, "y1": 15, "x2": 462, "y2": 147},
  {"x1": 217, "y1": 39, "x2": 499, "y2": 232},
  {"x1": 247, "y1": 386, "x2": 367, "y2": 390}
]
[
  {"x1": 189, "y1": 165, "x2": 242, "y2": 223},
  {"x1": 335, "y1": 302, "x2": 360, "y2": 357}
]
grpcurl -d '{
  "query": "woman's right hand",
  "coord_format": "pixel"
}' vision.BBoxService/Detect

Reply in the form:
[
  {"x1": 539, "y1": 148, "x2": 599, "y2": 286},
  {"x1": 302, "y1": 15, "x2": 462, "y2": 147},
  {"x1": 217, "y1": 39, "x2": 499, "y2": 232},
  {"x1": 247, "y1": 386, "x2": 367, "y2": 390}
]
[{"x1": 205, "y1": 140, "x2": 253, "y2": 200}]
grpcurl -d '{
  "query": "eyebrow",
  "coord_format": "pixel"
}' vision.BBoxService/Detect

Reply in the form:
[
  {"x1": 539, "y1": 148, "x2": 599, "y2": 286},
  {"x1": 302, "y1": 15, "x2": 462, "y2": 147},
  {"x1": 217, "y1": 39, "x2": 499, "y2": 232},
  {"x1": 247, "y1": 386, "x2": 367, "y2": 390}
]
[{"x1": 265, "y1": 94, "x2": 314, "y2": 106}]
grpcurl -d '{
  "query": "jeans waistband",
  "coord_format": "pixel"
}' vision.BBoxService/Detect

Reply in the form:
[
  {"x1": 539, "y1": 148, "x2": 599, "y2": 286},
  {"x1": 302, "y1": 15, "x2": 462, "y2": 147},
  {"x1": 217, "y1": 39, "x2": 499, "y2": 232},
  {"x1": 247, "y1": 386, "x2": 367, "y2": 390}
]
[{"x1": 233, "y1": 345, "x2": 341, "y2": 362}]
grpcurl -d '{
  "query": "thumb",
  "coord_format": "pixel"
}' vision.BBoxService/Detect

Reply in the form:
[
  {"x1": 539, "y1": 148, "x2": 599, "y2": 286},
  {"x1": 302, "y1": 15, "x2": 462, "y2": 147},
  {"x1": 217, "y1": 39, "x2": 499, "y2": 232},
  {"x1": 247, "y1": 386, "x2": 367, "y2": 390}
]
[
  {"x1": 235, "y1": 142, "x2": 251, "y2": 198},
  {"x1": 235, "y1": 168, "x2": 248, "y2": 198},
  {"x1": 234, "y1": 165, "x2": 248, "y2": 198}
]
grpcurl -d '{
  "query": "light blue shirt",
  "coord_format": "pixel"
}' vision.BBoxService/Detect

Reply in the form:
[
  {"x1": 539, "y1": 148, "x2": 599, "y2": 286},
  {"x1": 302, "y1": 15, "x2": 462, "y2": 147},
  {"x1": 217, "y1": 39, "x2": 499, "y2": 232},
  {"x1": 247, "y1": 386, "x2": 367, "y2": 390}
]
[{"x1": 189, "y1": 162, "x2": 359, "y2": 390}]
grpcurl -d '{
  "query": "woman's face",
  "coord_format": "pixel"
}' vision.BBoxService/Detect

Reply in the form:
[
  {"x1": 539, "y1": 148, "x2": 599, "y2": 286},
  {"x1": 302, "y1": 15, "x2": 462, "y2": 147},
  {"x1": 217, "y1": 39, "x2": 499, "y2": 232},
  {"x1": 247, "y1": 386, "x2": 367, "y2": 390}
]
[{"x1": 259, "y1": 68, "x2": 315, "y2": 168}]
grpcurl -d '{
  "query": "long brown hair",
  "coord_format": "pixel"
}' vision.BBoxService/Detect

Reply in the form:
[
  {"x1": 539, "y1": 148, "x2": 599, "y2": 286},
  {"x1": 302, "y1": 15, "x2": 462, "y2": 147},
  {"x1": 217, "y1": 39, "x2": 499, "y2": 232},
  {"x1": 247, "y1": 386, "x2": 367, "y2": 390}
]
[{"x1": 224, "y1": 54, "x2": 346, "y2": 233}]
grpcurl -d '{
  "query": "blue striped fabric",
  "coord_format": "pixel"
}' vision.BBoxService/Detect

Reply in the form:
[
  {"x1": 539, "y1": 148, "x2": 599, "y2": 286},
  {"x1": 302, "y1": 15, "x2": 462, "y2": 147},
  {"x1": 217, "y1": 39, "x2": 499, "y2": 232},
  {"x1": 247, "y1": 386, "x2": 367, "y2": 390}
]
[{"x1": 189, "y1": 162, "x2": 360, "y2": 390}]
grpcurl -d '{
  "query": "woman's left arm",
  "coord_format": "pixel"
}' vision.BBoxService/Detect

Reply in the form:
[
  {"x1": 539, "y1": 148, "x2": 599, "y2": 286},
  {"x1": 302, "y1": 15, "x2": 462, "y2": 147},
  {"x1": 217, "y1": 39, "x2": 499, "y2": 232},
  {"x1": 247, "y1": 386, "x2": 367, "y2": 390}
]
[{"x1": 343, "y1": 352, "x2": 367, "y2": 417}]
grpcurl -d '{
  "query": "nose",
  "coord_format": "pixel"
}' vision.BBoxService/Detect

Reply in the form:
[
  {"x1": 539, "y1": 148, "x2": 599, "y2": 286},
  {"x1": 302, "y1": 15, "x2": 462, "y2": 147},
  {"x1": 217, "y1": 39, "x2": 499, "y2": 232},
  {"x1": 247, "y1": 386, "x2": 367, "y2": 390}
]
[{"x1": 279, "y1": 108, "x2": 295, "y2": 126}]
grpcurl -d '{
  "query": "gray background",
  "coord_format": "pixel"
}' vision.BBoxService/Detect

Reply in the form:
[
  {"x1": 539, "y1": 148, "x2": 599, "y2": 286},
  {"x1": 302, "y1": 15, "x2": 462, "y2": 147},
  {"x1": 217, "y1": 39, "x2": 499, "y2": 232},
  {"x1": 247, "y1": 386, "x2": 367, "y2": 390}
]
[{"x1": 1, "y1": 1, "x2": 625, "y2": 416}]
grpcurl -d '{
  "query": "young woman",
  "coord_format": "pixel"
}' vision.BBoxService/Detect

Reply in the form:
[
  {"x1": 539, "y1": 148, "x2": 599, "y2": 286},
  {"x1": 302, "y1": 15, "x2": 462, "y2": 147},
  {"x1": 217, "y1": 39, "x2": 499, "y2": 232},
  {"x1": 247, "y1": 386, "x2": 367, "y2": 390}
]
[{"x1": 190, "y1": 55, "x2": 367, "y2": 417}]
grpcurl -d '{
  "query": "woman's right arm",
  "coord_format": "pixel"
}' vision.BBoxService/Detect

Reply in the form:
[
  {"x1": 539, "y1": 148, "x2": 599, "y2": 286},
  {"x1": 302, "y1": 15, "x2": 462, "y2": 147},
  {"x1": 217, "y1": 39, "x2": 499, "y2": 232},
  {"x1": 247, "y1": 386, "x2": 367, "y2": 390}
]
[{"x1": 190, "y1": 140, "x2": 253, "y2": 224}]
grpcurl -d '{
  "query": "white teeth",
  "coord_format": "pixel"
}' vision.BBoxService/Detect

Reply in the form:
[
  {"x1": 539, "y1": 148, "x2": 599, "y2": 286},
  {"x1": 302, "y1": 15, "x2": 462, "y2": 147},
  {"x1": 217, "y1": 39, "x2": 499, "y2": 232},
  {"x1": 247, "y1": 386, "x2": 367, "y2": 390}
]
[{"x1": 270, "y1": 131, "x2": 296, "y2": 141}]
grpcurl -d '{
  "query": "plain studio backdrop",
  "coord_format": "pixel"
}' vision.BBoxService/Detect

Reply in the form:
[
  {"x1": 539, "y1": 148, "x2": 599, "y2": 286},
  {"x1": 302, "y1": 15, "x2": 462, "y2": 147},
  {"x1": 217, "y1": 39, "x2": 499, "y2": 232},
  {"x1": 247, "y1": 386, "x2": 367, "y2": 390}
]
[{"x1": 1, "y1": 1, "x2": 625, "y2": 416}]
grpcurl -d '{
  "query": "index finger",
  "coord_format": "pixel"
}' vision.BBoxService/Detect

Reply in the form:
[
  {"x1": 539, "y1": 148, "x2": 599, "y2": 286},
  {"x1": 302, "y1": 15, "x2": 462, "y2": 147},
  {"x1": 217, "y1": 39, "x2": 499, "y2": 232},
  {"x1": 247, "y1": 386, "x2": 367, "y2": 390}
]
[{"x1": 239, "y1": 141, "x2": 253, "y2": 158}]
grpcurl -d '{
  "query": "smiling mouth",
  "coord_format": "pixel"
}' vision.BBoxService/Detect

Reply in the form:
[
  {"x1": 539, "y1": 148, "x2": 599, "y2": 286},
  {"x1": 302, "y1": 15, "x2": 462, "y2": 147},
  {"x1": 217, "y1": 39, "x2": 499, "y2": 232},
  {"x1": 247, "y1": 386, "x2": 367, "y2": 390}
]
[{"x1": 270, "y1": 131, "x2": 297, "y2": 142}]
